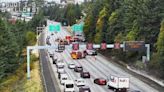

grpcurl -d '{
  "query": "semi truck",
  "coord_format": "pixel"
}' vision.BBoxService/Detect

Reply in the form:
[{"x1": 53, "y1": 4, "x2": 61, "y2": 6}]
[{"x1": 107, "y1": 75, "x2": 130, "y2": 92}]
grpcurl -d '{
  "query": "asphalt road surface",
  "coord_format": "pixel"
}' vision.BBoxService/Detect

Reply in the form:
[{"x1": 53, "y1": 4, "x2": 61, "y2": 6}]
[
  {"x1": 43, "y1": 25, "x2": 160, "y2": 92},
  {"x1": 39, "y1": 31, "x2": 59, "y2": 92}
]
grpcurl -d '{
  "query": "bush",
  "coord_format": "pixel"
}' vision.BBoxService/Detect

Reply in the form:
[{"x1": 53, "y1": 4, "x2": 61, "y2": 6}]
[
  {"x1": 30, "y1": 54, "x2": 38, "y2": 62},
  {"x1": 25, "y1": 31, "x2": 36, "y2": 46},
  {"x1": 134, "y1": 60, "x2": 145, "y2": 70}
]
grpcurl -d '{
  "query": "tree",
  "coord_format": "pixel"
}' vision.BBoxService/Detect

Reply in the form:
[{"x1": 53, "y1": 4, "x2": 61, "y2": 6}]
[
  {"x1": 157, "y1": 20, "x2": 164, "y2": 55},
  {"x1": 94, "y1": 7, "x2": 108, "y2": 43},
  {"x1": 0, "y1": 18, "x2": 19, "y2": 79}
]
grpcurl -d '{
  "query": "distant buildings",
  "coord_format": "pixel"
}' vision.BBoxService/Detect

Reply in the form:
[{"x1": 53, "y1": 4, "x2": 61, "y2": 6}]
[{"x1": 0, "y1": 0, "x2": 39, "y2": 22}]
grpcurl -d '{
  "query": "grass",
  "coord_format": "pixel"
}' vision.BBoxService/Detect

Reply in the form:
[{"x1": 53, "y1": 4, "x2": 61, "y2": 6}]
[{"x1": 0, "y1": 54, "x2": 43, "y2": 92}]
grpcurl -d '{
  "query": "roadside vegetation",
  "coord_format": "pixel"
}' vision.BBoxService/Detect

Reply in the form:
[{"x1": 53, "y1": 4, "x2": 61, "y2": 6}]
[
  {"x1": 83, "y1": 0, "x2": 164, "y2": 79},
  {"x1": 42, "y1": 3, "x2": 82, "y2": 26},
  {"x1": 0, "y1": 4, "x2": 44, "y2": 91}
]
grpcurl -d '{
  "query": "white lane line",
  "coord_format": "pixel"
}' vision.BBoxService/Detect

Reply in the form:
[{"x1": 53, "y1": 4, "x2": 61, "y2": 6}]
[
  {"x1": 64, "y1": 49, "x2": 109, "y2": 92},
  {"x1": 95, "y1": 56, "x2": 157, "y2": 92}
]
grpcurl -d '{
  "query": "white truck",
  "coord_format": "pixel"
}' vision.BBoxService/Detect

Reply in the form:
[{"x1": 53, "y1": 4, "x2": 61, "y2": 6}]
[
  {"x1": 64, "y1": 80, "x2": 75, "y2": 92},
  {"x1": 107, "y1": 75, "x2": 130, "y2": 92}
]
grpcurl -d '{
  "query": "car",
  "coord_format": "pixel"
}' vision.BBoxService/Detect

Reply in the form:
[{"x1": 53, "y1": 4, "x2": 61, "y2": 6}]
[
  {"x1": 74, "y1": 66, "x2": 83, "y2": 72},
  {"x1": 55, "y1": 38, "x2": 60, "y2": 42},
  {"x1": 56, "y1": 60, "x2": 65, "y2": 67},
  {"x1": 79, "y1": 86, "x2": 91, "y2": 92},
  {"x1": 68, "y1": 63, "x2": 76, "y2": 69},
  {"x1": 52, "y1": 55, "x2": 58, "y2": 64},
  {"x1": 58, "y1": 71, "x2": 66, "y2": 79},
  {"x1": 46, "y1": 38, "x2": 51, "y2": 45},
  {"x1": 64, "y1": 80, "x2": 75, "y2": 92},
  {"x1": 130, "y1": 90, "x2": 141, "y2": 92},
  {"x1": 94, "y1": 78, "x2": 107, "y2": 85},
  {"x1": 64, "y1": 40, "x2": 69, "y2": 45},
  {"x1": 80, "y1": 72, "x2": 90, "y2": 78},
  {"x1": 75, "y1": 79, "x2": 85, "y2": 87},
  {"x1": 51, "y1": 33, "x2": 54, "y2": 35},
  {"x1": 48, "y1": 51, "x2": 54, "y2": 58},
  {"x1": 58, "y1": 44, "x2": 65, "y2": 50},
  {"x1": 57, "y1": 65, "x2": 65, "y2": 73},
  {"x1": 55, "y1": 48, "x2": 63, "y2": 53},
  {"x1": 85, "y1": 49, "x2": 97, "y2": 56},
  {"x1": 60, "y1": 74, "x2": 68, "y2": 85}
]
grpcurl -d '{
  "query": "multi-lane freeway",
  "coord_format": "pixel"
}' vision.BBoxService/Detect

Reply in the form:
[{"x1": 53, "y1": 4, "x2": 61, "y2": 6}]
[{"x1": 39, "y1": 25, "x2": 160, "y2": 92}]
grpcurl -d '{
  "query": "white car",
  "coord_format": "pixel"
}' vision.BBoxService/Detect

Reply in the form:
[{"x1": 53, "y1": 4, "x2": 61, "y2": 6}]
[
  {"x1": 52, "y1": 55, "x2": 58, "y2": 64},
  {"x1": 56, "y1": 59, "x2": 65, "y2": 67},
  {"x1": 85, "y1": 49, "x2": 97, "y2": 56},
  {"x1": 75, "y1": 79, "x2": 86, "y2": 87},
  {"x1": 64, "y1": 80, "x2": 75, "y2": 92},
  {"x1": 57, "y1": 65, "x2": 65, "y2": 73},
  {"x1": 48, "y1": 50, "x2": 54, "y2": 58},
  {"x1": 60, "y1": 74, "x2": 68, "y2": 85},
  {"x1": 68, "y1": 63, "x2": 75, "y2": 69}
]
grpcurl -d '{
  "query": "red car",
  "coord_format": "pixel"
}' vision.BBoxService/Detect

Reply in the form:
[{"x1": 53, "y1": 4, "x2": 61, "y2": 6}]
[{"x1": 94, "y1": 78, "x2": 107, "y2": 85}]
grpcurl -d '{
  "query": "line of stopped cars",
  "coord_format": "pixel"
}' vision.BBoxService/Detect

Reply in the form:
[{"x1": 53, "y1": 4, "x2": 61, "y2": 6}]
[{"x1": 46, "y1": 34, "x2": 134, "y2": 92}]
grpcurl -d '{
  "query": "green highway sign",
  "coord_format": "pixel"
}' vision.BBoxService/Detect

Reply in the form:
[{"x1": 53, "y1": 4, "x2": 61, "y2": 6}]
[
  {"x1": 49, "y1": 24, "x2": 61, "y2": 32},
  {"x1": 71, "y1": 24, "x2": 83, "y2": 32}
]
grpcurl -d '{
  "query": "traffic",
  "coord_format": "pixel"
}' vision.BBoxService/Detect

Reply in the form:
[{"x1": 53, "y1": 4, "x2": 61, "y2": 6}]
[{"x1": 43, "y1": 26, "x2": 158, "y2": 92}]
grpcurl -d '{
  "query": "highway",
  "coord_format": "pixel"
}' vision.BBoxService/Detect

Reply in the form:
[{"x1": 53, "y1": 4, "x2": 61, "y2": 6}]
[
  {"x1": 42, "y1": 25, "x2": 159, "y2": 92},
  {"x1": 38, "y1": 30, "x2": 60, "y2": 92}
]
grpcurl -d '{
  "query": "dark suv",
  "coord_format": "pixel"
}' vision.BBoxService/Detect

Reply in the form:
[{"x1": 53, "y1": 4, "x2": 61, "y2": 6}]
[
  {"x1": 74, "y1": 66, "x2": 83, "y2": 72},
  {"x1": 80, "y1": 72, "x2": 90, "y2": 78},
  {"x1": 79, "y1": 86, "x2": 91, "y2": 92}
]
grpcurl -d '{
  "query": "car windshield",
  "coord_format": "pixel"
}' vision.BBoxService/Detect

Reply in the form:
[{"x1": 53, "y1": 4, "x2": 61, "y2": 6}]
[
  {"x1": 84, "y1": 73, "x2": 89, "y2": 75},
  {"x1": 66, "y1": 84, "x2": 74, "y2": 88},
  {"x1": 58, "y1": 66, "x2": 64, "y2": 69},
  {"x1": 62, "y1": 77, "x2": 67, "y2": 80},
  {"x1": 78, "y1": 67, "x2": 82, "y2": 69},
  {"x1": 82, "y1": 86, "x2": 89, "y2": 89}
]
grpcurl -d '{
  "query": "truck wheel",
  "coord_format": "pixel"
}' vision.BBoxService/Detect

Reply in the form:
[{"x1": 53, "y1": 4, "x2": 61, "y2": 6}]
[{"x1": 108, "y1": 85, "x2": 111, "y2": 89}]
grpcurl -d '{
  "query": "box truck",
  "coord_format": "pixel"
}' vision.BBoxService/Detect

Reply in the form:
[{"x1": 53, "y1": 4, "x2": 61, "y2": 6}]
[{"x1": 107, "y1": 75, "x2": 129, "y2": 92}]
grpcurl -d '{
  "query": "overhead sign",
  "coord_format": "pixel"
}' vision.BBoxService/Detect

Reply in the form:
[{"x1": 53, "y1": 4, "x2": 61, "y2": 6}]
[
  {"x1": 101, "y1": 43, "x2": 107, "y2": 50},
  {"x1": 49, "y1": 24, "x2": 61, "y2": 32},
  {"x1": 87, "y1": 43, "x2": 93, "y2": 50},
  {"x1": 71, "y1": 24, "x2": 83, "y2": 32},
  {"x1": 114, "y1": 43, "x2": 120, "y2": 49},
  {"x1": 72, "y1": 43, "x2": 79, "y2": 50},
  {"x1": 124, "y1": 41, "x2": 145, "y2": 51}
]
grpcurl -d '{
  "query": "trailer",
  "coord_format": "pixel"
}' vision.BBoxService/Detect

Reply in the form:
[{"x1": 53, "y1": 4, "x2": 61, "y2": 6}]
[{"x1": 107, "y1": 75, "x2": 130, "y2": 92}]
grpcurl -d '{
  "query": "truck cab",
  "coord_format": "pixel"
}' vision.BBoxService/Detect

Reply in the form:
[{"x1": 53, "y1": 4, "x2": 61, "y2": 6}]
[{"x1": 71, "y1": 50, "x2": 86, "y2": 59}]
